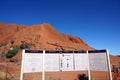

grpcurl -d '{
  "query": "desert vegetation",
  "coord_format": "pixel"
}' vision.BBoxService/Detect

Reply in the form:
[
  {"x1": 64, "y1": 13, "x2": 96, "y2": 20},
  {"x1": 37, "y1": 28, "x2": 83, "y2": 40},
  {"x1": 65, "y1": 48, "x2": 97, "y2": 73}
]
[
  {"x1": 77, "y1": 73, "x2": 88, "y2": 80},
  {"x1": 0, "y1": 42, "x2": 7, "y2": 47},
  {"x1": 0, "y1": 40, "x2": 30, "y2": 59}
]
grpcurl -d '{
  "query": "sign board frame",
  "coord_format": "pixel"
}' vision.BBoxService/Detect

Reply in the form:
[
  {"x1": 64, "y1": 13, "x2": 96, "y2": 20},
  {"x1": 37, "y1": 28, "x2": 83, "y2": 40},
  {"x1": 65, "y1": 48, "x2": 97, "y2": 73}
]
[{"x1": 20, "y1": 50, "x2": 112, "y2": 80}]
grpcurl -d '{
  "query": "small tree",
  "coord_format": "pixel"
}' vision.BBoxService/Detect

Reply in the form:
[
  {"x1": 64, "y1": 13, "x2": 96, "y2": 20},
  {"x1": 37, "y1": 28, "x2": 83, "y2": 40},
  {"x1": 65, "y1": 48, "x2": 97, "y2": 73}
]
[{"x1": 77, "y1": 73, "x2": 88, "y2": 80}]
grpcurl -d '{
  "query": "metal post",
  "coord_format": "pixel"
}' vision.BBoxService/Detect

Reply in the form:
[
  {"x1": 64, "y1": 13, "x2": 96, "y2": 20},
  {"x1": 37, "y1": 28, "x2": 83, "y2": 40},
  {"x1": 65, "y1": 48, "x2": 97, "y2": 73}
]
[
  {"x1": 20, "y1": 50, "x2": 25, "y2": 80},
  {"x1": 42, "y1": 50, "x2": 45, "y2": 80},
  {"x1": 87, "y1": 50, "x2": 91, "y2": 80},
  {"x1": 106, "y1": 50, "x2": 113, "y2": 80}
]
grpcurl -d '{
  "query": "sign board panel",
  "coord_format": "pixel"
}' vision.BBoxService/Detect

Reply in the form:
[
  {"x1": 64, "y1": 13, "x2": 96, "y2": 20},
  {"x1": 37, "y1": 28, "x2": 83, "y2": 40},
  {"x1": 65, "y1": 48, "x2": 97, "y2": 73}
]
[
  {"x1": 45, "y1": 54, "x2": 59, "y2": 71},
  {"x1": 74, "y1": 53, "x2": 88, "y2": 70},
  {"x1": 23, "y1": 51, "x2": 43, "y2": 73},
  {"x1": 22, "y1": 50, "x2": 109, "y2": 72},
  {"x1": 88, "y1": 50, "x2": 108, "y2": 71}
]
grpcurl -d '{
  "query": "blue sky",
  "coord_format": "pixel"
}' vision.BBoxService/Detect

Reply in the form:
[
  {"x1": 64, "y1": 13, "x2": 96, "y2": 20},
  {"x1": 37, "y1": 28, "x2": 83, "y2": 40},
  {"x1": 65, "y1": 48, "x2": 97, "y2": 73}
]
[{"x1": 0, "y1": 0, "x2": 120, "y2": 55}]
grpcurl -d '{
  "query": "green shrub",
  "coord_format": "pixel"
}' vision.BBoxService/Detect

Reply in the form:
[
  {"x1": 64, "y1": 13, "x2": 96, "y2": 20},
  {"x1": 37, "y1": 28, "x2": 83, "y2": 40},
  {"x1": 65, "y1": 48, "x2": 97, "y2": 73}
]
[
  {"x1": 0, "y1": 42, "x2": 7, "y2": 47},
  {"x1": 6, "y1": 46, "x2": 20, "y2": 58},
  {"x1": 6, "y1": 42, "x2": 30, "y2": 58},
  {"x1": 20, "y1": 43, "x2": 29, "y2": 49}
]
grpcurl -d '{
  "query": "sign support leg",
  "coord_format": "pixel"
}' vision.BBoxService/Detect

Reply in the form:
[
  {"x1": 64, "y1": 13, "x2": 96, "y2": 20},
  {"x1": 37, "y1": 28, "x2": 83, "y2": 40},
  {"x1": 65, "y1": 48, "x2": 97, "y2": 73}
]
[
  {"x1": 87, "y1": 51, "x2": 91, "y2": 80},
  {"x1": 20, "y1": 50, "x2": 25, "y2": 80},
  {"x1": 42, "y1": 50, "x2": 45, "y2": 80},
  {"x1": 106, "y1": 50, "x2": 112, "y2": 80}
]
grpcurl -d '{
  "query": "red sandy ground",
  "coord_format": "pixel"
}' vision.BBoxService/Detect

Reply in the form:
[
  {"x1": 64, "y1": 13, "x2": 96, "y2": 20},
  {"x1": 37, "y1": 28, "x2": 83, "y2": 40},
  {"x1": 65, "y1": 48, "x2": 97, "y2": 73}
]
[{"x1": 23, "y1": 71, "x2": 110, "y2": 80}]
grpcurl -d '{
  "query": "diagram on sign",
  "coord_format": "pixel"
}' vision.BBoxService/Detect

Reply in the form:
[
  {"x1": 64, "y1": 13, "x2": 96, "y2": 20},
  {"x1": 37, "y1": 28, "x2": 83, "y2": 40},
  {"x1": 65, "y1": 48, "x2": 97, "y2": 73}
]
[{"x1": 60, "y1": 53, "x2": 74, "y2": 71}]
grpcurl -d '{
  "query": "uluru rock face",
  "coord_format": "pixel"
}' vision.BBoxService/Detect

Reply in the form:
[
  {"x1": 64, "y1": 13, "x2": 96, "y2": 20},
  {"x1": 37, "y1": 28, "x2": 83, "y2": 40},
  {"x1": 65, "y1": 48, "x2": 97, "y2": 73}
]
[
  {"x1": 0, "y1": 22, "x2": 94, "y2": 50},
  {"x1": 0, "y1": 22, "x2": 26, "y2": 43},
  {"x1": 0, "y1": 22, "x2": 120, "y2": 80}
]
